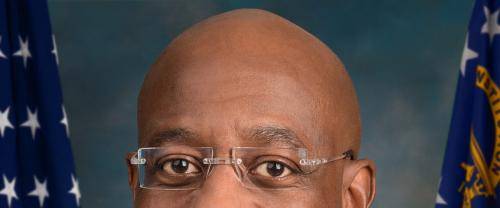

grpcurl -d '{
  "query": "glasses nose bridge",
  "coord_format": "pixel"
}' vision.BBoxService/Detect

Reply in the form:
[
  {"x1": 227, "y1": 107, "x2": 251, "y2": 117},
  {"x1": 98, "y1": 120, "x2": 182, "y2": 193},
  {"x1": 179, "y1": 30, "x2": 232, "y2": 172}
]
[
  {"x1": 203, "y1": 156, "x2": 244, "y2": 181},
  {"x1": 203, "y1": 157, "x2": 242, "y2": 165}
]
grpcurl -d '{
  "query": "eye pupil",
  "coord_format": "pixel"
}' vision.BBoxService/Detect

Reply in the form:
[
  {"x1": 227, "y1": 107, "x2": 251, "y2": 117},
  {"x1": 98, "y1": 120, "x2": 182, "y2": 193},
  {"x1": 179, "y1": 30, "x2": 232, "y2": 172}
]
[
  {"x1": 266, "y1": 162, "x2": 285, "y2": 177},
  {"x1": 171, "y1": 159, "x2": 189, "y2": 173}
]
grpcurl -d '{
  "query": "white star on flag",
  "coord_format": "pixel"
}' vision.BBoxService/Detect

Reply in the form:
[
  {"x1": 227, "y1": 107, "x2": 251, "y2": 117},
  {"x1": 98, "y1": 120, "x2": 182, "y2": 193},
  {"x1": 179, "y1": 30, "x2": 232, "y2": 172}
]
[
  {"x1": 0, "y1": 107, "x2": 14, "y2": 138},
  {"x1": 435, "y1": 178, "x2": 447, "y2": 205},
  {"x1": 12, "y1": 36, "x2": 31, "y2": 68},
  {"x1": 481, "y1": 6, "x2": 500, "y2": 43},
  {"x1": 51, "y1": 35, "x2": 59, "y2": 65},
  {"x1": 436, "y1": 193, "x2": 447, "y2": 205},
  {"x1": 0, "y1": 175, "x2": 18, "y2": 208},
  {"x1": 68, "y1": 174, "x2": 81, "y2": 207},
  {"x1": 21, "y1": 107, "x2": 41, "y2": 140},
  {"x1": 28, "y1": 176, "x2": 49, "y2": 208},
  {"x1": 460, "y1": 34, "x2": 478, "y2": 76},
  {"x1": 0, "y1": 36, "x2": 6, "y2": 59},
  {"x1": 61, "y1": 105, "x2": 70, "y2": 136}
]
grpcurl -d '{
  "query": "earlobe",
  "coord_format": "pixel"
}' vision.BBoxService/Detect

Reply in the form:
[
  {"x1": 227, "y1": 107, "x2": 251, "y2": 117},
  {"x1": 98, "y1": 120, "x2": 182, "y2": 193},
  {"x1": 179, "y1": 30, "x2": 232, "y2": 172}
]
[
  {"x1": 342, "y1": 159, "x2": 376, "y2": 208},
  {"x1": 126, "y1": 152, "x2": 138, "y2": 200}
]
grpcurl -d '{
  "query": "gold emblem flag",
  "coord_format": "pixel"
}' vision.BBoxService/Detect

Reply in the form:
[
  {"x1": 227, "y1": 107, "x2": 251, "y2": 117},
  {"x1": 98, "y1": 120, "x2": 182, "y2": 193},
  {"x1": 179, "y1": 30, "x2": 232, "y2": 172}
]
[{"x1": 474, "y1": 65, "x2": 500, "y2": 189}]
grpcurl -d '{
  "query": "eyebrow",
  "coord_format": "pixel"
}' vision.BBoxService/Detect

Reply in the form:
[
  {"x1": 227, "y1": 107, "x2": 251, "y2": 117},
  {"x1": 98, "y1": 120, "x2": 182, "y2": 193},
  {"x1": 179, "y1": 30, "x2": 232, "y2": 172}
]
[
  {"x1": 147, "y1": 128, "x2": 199, "y2": 147},
  {"x1": 146, "y1": 125, "x2": 306, "y2": 148},
  {"x1": 245, "y1": 125, "x2": 306, "y2": 148}
]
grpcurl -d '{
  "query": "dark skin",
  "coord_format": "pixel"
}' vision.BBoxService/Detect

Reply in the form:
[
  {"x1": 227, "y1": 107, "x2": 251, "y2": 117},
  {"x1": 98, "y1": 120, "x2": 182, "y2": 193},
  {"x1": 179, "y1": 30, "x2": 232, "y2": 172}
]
[{"x1": 127, "y1": 9, "x2": 376, "y2": 208}]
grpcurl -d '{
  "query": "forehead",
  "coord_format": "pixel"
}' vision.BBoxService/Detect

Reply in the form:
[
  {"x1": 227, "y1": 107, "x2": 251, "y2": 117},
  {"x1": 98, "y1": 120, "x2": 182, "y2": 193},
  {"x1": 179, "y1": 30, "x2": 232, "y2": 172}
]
[{"x1": 138, "y1": 63, "x2": 328, "y2": 150}]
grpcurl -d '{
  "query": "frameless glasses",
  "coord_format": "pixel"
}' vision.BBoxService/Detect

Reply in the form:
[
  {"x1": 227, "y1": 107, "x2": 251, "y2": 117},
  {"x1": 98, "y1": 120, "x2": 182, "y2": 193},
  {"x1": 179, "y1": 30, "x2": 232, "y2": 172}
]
[{"x1": 130, "y1": 145, "x2": 353, "y2": 190}]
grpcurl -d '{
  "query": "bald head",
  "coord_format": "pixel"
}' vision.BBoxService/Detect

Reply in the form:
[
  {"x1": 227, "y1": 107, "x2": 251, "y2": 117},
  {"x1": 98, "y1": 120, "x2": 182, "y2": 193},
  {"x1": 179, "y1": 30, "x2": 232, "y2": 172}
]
[
  {"x1": 130, "y1": 9, "x2": 374, "y2": 208},
  {"x1": 139, "y1": 8, "x2": 360, "y2": 155}
]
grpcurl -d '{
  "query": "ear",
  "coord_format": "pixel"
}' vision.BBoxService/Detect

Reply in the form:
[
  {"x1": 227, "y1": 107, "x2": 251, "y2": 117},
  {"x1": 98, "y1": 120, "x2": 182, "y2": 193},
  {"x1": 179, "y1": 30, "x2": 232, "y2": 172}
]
[
  {"x1": 126, "y1": 152, "x2": 139, "y2": 200},
  {"x1": 342, "y1": 159, "x2": 376, "y2": 208}
]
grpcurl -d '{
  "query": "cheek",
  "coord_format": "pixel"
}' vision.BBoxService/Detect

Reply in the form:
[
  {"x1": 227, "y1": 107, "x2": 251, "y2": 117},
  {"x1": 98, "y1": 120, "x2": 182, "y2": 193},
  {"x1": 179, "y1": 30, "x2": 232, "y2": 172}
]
[
  {"x1": 134, "y1": 190, "x2": 194, "y2": 208},
  {"x1": 132, "y1": 167, "x2": 343, "y2": 208},
  {"x1": 250, "y1": 189, "x2": 332, "y2": 208},
  {"x1": 134, "y1": 189, "x2": 331, "y2": 208},
  {"x1": 313, "y1": 167, "x2": 344, "y2": 207}
]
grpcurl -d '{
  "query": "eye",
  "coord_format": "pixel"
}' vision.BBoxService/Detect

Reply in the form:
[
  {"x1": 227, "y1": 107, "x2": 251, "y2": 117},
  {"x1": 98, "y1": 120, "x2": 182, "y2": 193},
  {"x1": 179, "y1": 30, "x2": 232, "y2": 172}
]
[
  {"x1": 253, "y1": 161, "x2": 292, "y2": 178},
  {"x1": 160, "y1": 158, "x2": 201, "y2": 175}
]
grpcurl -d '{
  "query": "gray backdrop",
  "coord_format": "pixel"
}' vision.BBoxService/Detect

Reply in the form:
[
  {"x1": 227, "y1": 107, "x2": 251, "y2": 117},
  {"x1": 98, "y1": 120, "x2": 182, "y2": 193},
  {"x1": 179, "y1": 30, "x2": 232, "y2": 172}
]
[{"x1": 47, "y1": 0, "x2": 473, "y2": 207}]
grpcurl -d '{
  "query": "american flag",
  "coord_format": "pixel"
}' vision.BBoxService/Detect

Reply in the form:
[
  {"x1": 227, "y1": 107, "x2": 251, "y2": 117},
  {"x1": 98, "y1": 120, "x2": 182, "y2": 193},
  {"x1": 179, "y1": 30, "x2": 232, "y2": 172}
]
[
  {"x1": 0, "y1": 0, "x2": 81, "y2": 207},
  {"x1": 436, "y1": 0, "x2": 500, "y2": 207}
]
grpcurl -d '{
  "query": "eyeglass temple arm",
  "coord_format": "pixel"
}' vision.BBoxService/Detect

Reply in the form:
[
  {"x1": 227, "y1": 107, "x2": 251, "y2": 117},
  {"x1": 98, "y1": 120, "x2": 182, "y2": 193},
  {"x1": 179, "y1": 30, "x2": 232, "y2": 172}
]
[{"x1": 299, "y1": 149, "x2": 354, "y2": 166}]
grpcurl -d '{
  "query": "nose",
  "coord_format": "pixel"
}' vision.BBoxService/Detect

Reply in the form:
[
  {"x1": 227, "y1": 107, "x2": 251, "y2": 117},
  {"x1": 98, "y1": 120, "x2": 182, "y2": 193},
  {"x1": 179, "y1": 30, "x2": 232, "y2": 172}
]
[{"x1": 188, "y1": 165, "x2": 258, "y2": 208}]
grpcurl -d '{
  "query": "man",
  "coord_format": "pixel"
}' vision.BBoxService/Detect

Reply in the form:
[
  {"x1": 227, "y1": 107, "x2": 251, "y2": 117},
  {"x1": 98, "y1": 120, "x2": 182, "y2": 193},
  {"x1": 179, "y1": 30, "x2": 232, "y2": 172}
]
[{"x1": 126, "y1": 9, "x2": 376, "y2": 208}]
